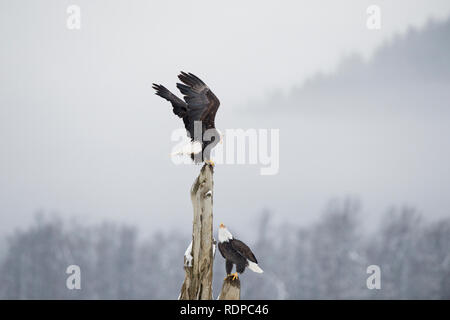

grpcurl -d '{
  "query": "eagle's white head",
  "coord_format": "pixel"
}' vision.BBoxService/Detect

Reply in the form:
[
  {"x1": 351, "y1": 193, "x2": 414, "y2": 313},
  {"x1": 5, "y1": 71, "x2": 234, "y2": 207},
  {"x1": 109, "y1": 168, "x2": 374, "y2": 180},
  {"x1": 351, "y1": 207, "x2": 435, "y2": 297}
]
[{"x1": 218, "y1": 223, "x2": 233, "y2": 243}]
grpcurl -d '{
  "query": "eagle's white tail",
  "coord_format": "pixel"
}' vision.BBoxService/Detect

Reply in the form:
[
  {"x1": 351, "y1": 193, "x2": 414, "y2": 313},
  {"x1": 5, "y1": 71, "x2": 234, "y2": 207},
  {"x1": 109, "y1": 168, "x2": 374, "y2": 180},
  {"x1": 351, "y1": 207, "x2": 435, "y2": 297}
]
[
  {"x1": 171, "y1": 141, "x2": 202, "y2": 156},
  {"x1": 248, "y1": 261, "x2": 263, "y2": 273}
]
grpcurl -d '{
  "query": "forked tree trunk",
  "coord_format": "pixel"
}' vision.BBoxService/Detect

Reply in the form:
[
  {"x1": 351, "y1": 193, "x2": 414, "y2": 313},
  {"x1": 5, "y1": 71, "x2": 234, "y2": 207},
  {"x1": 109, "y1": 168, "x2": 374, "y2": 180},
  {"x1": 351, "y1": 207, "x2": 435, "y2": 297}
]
[
  {"x1": 180, "y1": 164, "x2": 215, "y2": 300},
  {"x1": 179, "y1": 163, "x2": 241, "y2": 300}
]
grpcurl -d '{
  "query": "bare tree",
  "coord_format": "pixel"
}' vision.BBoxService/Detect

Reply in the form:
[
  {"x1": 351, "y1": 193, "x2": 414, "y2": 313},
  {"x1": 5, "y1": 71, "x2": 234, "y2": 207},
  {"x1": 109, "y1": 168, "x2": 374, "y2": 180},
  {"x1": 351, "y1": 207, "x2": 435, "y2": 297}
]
[
  {"x1": 179, "y1": 164, "x2": 242, "y2": 300},
  {"x1": 179, "y1": 164, "x2": 216, "y2": 300}
]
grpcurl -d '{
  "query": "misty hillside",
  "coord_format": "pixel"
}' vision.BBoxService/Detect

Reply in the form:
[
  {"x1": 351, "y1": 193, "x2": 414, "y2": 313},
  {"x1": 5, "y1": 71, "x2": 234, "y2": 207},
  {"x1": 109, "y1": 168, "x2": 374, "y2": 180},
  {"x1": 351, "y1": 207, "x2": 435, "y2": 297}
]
[
  {"x1": 259, "y1": 18, "x2": 450, "y2": 115},
  {"x1": 231, "y1": 17, "x2": 450, "y2": 229}
]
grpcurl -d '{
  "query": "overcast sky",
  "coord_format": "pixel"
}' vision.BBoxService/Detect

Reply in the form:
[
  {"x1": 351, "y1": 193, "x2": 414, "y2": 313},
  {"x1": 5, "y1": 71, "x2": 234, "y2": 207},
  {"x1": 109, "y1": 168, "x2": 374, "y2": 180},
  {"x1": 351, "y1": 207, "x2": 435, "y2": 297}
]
[
  {"x1": 2, "y1": 1, "x2": 450, "y2": 104},
  {"x1": 1, "y1": 0, "x2": 450, "y2": 237}
]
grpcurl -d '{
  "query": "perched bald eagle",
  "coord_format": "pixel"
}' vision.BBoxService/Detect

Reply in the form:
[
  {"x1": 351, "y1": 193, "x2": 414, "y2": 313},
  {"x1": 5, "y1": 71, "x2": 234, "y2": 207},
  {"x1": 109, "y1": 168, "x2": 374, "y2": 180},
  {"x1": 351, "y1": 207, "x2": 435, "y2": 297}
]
[
  {"x1": 218, "y1": 223, "x2": 263, "y2": 280},
  {"x1": 152, "y1": 72, "x2": 221, "y2": 165}
]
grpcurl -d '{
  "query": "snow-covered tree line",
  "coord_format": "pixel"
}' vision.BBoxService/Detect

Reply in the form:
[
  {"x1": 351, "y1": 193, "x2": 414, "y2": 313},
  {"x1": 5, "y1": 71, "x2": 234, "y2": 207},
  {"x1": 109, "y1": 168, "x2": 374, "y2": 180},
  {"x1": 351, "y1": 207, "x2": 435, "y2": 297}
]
[{"x1": 0, "y1": 200, "x2": 449, "y2": 299}]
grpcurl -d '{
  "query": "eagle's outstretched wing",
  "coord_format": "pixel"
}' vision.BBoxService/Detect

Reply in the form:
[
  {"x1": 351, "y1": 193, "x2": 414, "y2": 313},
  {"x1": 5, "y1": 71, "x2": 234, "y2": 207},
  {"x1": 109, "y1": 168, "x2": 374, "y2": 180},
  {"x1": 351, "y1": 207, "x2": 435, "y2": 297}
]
[
  {"x1": 230, "y1": 239, "x2": 258, "y2": 263},
  {"x1": 152, "y1": 84, "x2": 188, "y2": 118},
  {"x1": 176, "y1": 72, "x2": 220, "y2": 140}
]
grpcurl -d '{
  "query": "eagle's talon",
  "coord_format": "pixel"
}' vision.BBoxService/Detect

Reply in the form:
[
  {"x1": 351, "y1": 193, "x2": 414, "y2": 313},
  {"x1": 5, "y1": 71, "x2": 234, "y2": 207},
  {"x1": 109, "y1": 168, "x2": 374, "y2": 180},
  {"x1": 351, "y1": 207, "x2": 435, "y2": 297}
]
[
  {"x1": 206, "y1": 160, "x2": 215, "y2": 167},
  {"x1": 231, "y1": 272, "x2": 239, "y2": 281}
]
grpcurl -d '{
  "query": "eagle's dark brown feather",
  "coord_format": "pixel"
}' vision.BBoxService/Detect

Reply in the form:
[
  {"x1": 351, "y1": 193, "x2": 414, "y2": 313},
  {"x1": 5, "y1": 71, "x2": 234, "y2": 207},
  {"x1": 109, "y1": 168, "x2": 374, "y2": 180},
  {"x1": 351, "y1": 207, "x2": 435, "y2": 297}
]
[
  {"x1": 152, "y1": 83, "x2": 187, "y2": 118},
  {"x1": 176, "y1": 72, "x2": 220, "y2": 139},
  {"x1": 230, "y1": 239, "x2": 258, "y2": 264},
  {"x1": 153, "y1": 72, "x2": 221, "y2": 163}
]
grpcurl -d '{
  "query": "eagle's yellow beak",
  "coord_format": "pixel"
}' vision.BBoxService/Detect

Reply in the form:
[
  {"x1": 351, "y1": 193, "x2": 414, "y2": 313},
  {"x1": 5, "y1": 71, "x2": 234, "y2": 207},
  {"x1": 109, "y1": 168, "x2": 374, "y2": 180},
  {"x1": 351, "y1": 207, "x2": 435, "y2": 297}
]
[{"x1": 219, "y1": 223, "x2": 225, "y2": 229}]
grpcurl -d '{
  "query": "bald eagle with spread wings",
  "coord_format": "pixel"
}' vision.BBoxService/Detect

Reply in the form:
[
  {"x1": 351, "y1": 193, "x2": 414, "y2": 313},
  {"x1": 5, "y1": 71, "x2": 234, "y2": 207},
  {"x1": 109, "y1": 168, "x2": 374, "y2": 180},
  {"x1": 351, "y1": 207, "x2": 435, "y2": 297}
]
[
  {"x1": 152, "y1": 72, "x2": 221, "y2": 165},
  {"x1": 218, "y1": 223, "x2": 263, "y2": 280}
]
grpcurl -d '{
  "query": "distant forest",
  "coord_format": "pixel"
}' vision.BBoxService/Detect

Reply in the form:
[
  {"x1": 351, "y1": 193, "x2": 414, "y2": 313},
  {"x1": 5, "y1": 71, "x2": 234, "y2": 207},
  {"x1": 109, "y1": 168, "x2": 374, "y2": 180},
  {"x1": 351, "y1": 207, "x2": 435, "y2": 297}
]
[
  {"x1": 1, "y1": 199, "x2": 449, "y2": 299},
  {"x1": 257, "y1": 17, "x2": 450, "y2": 114}
]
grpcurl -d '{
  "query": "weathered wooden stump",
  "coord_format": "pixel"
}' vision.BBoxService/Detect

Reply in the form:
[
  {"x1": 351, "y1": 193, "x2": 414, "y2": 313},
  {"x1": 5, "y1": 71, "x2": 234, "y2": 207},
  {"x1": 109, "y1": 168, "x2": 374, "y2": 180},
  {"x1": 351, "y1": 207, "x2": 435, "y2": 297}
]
[
  {"x1": 218, "y1": 277, "x2": 241, "y2": 300},
  {"x1": 180, "y1": 164, "x2": 215, "y2": 300},
  {"x1": 179, "y1": 163, "x2": 241, "y2": 300}
]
